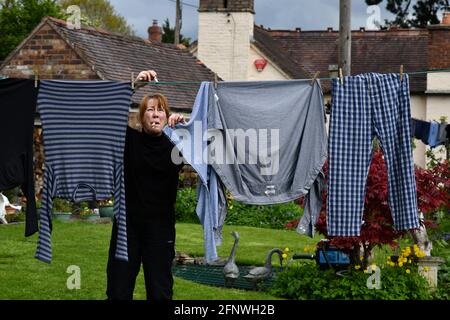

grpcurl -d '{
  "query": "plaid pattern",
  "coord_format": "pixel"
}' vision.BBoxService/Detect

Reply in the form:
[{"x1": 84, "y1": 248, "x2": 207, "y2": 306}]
[{"x1": 327, "y1": 73, "x2": 420, "y2": 236}]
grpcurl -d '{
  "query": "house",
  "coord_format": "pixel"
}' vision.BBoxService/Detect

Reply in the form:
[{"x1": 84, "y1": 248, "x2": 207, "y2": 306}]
[
  {"x1": 0, "y1": 16, "x2": 216, "y2": 193},
  {"x1": 192, "y1": 0, "x2": 450, "y2": 167},
  {"x1": 0, "y1": 16, "x2": 216, "y2": 122}
]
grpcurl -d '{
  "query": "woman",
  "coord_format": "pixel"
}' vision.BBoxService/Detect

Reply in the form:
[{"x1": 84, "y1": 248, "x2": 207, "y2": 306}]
[{"x1": 106, "y1": 70, "x2": 186, "y2": 300}]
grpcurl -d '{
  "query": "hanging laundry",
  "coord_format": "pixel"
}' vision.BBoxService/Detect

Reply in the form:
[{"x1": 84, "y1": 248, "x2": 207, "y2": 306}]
[
  {"x1": 411, "y1": 118, "x2": 432, "y2": 145},
  {"x1": 165, "y1": 80, "x2": 327, "y2": 263},
  {"x1": 411, "y1": 118, "x2": 447, "y2": 148},
  {"x1": 0, "y1": 78, "x2": 38, "y2": 237},
  {"x1": 437, "y1": 122, "x2": 449, "y2": 147},
  {"x1": 36, "y1": 80, "x2": 132, "y2": 263},
  {"x1": 164, "y1": 82, "x2": 228, "y2": 263},
  {"x1": 209, "y1": 80, "x2": 327, "y2": 239},
  {"x1": 328, "y1": 73, "x2": 420, "y2": 237}
]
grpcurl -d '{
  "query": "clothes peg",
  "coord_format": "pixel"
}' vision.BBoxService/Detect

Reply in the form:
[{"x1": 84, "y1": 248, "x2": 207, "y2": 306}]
[
  {"x1": 400, "y1": 65, "x2": 404, "y2": 82},
  {"x1": 131, "y1": 72, "x2": 135, "y2": 90},
  {"x1": 339, "y1": 68, "x2": 344, "y2": 86},
  {"x1": 34, "y1": 68, "x2": 39, "y2": 88},
  {"x1": 310, "y1": 71, "x2": 320, "y2": 86},
  {"x1": 214, "y1": 72, "x2": 218, "y2": 89}
]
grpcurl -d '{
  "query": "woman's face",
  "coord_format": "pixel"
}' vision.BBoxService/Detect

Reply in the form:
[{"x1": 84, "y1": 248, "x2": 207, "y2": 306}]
[{"x1": 142, "y1": 98, "x2": 167, "y2": 136}]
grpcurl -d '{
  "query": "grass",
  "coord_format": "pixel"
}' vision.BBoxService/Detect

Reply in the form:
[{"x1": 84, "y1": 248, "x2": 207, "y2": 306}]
[{"x1": 0, "y1": 220, "x2": 319, "y2": 300}]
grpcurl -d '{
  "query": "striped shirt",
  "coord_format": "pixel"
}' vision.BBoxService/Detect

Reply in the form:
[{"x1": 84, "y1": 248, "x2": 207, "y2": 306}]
[{"x1": 36, "y1": 80, "x2": 132, "y2": 263}]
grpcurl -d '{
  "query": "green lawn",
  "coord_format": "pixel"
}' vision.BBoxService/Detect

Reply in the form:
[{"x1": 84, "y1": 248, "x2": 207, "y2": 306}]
[{"x1": 0, "y1": 220, "x2": 318, "y2": 300}]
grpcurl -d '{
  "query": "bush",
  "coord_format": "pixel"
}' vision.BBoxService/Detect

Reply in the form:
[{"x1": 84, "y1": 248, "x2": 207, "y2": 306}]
[
  {"x1": 435, "y1": 255, "x2": 450, "y2": 299},
  {"x1": 5, "y1": 211, "x2": 25, "y2": 223},
  {"x1": 270, "y1": 262, "x2": 435, "y2": 300},
  {"x1": 2, "y1": 187, "x2": 20, "y2": 203},
  {"x1": 174, "y1": 188, "x2": 303, "y2": 229},
  {"x1": 175, "y1": 188, "x2": 199, "y2": 223},
  {"x1": 52, "y1": 198, "x2": 72, "y2": 212},
  {"x1": 225, "y1": 201, "x2": 302, "y2": 229}
]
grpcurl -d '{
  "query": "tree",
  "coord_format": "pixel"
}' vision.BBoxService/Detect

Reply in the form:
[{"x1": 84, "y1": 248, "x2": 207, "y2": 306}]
[
  {"x1": 59, "y1": 0, "x2": 135, "y2": 36},
  {"x1": 287, "y1": 148, "x2": 449, "y2": 268},
  {"x1": 365, "y1": 0, "x2": 449, "y2": 28},
  {"x1": 0, "y1": 0, "x2": 64, "y2": 61},
  {"x1": 161, "y1": 18, "x2": 191, "y2": 47}
]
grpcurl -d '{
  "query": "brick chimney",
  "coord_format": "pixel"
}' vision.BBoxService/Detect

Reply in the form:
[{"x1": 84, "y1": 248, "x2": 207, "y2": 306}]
[
  {"x1": 199, "y1": 0, "x2": 254, "y2": 13},
  {"x1": 442, "y1": 11, "x2": 450, "y2": 25},
  {"x1": 148, "y1": 20, "x2": 162, "y2": 42},
  {"x1": 197, "y1": 0, "x2": 255, "y2": 80},
  {"x1": 427, "y1": 10, "x2": 450, "y2": 70},
  {"x1": 426, "y1": 9, "x2": 450, "y2": 93}
]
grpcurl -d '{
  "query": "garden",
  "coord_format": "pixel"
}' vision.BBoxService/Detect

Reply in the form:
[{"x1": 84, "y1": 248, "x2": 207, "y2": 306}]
[{"x1": 0, "y1": 148, "x2": 449, "y2": 300}]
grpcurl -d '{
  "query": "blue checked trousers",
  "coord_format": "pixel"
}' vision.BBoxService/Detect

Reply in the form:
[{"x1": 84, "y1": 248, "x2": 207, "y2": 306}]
[{"x1": 327, "y1": 73, "x2": 420, "y2": 236}]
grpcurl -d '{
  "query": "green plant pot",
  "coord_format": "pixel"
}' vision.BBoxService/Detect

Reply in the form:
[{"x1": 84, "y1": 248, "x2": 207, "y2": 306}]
[
  {"x1": 52, "y1": 212, "x2": 72, "y2": 221},
  {"x1": 99, "y1": 206, "x2": 114, "y2": 218}
]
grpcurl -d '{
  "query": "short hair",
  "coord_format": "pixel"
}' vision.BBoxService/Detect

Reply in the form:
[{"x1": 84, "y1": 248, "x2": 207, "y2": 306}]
[{"x1": 138, "y1": 94, "x2": 170, "y2": 125}]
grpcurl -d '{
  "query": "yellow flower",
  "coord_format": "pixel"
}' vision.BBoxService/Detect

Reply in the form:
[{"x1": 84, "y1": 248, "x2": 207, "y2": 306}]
[
  {"x1": 282, "y1": 253, "x2": 288, "y2": 259},
  {"x1": 408, "y1": 259, "x2": 412, "y2": 264},
  {"x1": 355, "y1": 265, "x2": 361, "y2": 270},
  {"x1": 284, "y1": 247, "x2": 289, "y2": 252},
  {"x1": 424, "y1": 267, "x2": 429, "y2": 272},
  {"x1": 399, "y1": 262, "x2": 403, "y2": 267},
  {"x1": 389, "y1": 262, "x2": 396, "y2": 267},
  {"x1": 360, "y1": 256, "x2": 364, "y2": 261},
  {"x1": 406, "y1": 269, "x2": 410, "y2": 274},
  {"x1": 387, "y1": 256, "x2": 391, "y2": 261}
]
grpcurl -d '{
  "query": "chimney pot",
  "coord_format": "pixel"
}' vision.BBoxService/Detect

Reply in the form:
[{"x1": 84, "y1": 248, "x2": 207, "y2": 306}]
[
  {"x1": 327, "y1": 27, "x2": 333, "y2": 32},
  {"x1": 148, "y1": 19, "x2": 162, "y2": 42},
  {"x1": 360, "y1": 27, "x2": 365, "y2": 32},
  {"x1": 442, "y1": 11, "x2": 450, "y2": 25}
]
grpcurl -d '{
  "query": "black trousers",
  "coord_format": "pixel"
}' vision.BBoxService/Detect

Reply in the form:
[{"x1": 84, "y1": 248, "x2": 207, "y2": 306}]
[{"x1": 106, "y1": 217, "x2": 175, "y2": 300}]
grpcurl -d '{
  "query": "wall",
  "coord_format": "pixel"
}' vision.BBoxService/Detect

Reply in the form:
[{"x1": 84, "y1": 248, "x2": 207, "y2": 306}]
[
  {"x1": 425, "y1": 25, "x2": 450, "y2": 165},
  {"x1": 198, "y1": 11, "x2": 254, "y2": 80},
  {"x1": 410, "y1": 95, "x2": 428, "y2": 168},
  {"x1": 247, "y1": 45, "x2": 289, "y2": 80},
  {"x1": 0, "y1": 23, "x2": 98, "y2": 80}
]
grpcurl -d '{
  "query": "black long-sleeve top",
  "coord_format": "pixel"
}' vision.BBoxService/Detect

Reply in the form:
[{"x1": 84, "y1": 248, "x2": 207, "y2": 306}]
[
  {"x1": 124, "y1": 126, "x2": 183, "y2": 229},
  {"x1": 0, "y1": 78, "x2": 37, "y2": 236}
]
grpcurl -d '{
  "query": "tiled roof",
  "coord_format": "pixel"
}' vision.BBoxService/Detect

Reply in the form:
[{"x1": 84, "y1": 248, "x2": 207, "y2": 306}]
[
  {"x1": 254, "y1": 25, "x2": 429, "y2": 93},
  {"x1": 46, "y1": 17, "x2": 216, "y2": 111}
]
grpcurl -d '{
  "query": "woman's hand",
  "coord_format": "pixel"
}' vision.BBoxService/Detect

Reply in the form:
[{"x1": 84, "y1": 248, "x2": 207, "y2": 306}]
[
  {"x1": 136, "y1": 70, "x2": 158, "y2": 82},
  {"x1": 168, "y1": 113, "x2": 186, "y2": 128}
]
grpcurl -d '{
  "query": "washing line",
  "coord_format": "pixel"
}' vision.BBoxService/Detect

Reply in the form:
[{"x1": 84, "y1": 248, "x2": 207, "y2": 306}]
[
  {"x1": 2, "y1": 68, "x2": 450, "y2": 85},
  {"x1": 135, "y1": 68, "x2": 450, "y2": 86}
]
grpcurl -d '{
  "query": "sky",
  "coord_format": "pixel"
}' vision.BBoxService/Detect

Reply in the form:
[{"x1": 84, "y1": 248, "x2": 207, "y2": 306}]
[{"x1": 107, "y1": 0, "x2": 401, "y2": 41}]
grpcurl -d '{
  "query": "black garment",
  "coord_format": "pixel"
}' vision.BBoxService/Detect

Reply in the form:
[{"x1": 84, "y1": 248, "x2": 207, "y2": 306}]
[
  {"x1": 0, "y1": 78, "x2": 37, "y2": 236},
  {"x1": 106, "y1": 219, "x2": 175, "y2": 300},
  {"x1": 124, "y1": 126, "x2": 183, "y2": 225},
  {"x1": 106, "y1": 126, "x2": 182, "y2": 300}
]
